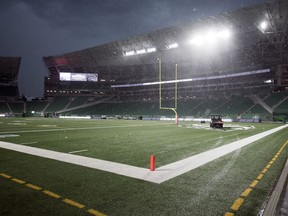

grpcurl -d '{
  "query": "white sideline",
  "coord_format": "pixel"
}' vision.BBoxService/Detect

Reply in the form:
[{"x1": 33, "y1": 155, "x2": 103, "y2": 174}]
[{"x1": 0, "y1": 124, "x2": 287, "y2": 184}]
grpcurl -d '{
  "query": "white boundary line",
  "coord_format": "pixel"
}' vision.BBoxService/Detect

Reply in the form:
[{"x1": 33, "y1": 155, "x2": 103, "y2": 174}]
[{"x1": 0, "y1": 124, "x2": 287, "y2": 184}]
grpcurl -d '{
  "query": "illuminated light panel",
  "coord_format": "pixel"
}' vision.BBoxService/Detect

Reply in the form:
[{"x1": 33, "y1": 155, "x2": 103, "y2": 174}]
[
  {"x1": 136, "y1": 49, "x2": 146, "y2": 54},
  {"x1": 264, "y1": 79, "x2": 273, "y2": 84},
  {"x1": 189, "y1": 29, "x2": 232, "y2": 46},
  {"x1": 124, "y1": 47, "x2": 156, "y2": 56},
  {"x1": 124, "y1": 50, "x2": 135, "y2": 56},
  {"x1": 147, "y1": 47, "x2": 156, "y2": 53},
  {"x1": 167, "y1": 43, "x2": 178, "y2": 49}
]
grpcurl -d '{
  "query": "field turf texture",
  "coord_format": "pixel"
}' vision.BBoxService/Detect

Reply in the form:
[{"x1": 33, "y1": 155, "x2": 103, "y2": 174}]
[{"x1": 0, "y1": 118, "x2": 288, "y2": 215}]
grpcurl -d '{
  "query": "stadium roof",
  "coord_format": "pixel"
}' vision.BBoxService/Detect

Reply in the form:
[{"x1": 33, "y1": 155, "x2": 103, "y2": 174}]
[{"x1": 43, "y1": 0, "x2": 288, "y2": 80}]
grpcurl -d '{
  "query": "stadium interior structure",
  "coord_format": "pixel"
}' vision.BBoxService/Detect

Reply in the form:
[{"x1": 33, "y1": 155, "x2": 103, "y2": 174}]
[
  {"x1": 1, "y1": 0, "x2": 288, "y2": 121},
  {"x1": 0, "y1": 56, "x2": 21, "y2": 117}
]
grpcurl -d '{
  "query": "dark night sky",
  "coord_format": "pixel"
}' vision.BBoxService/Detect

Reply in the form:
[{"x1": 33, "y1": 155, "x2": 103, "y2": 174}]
[{"x1": 0, "y1": 0, "x2": 268, "y2": 97}]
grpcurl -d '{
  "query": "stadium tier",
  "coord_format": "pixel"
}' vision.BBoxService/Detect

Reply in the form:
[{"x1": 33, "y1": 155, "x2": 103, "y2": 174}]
[
  {"x1": 40, "y1": 0, "x2": 288, "y2": 120},
  {"x1": 0, "y1": 56, "x2": 21, "y2": 100}
]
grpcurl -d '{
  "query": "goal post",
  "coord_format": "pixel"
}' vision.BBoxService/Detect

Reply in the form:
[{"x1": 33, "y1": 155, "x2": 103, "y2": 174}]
[{"x1": 157, "y1": 58, "x2": 179, "y2": 124}]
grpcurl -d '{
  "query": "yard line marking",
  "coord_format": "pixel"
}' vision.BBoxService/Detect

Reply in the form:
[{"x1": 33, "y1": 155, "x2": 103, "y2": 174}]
[
  {"x1": 43, "y1": 190, "x2": 61, "y2": 199},
  {"x1": 230, "y1": 198, "x2": 244, "y2": 211},
  {"x1": 241, "y1": 188, "x2": 253, "y2": 197},
  {"x1": 250, "y1": 180, "x2": 259, "y2": 188},
  {"x1": 62, "y1": 198, "x2": 85, "y2": 209},
  {"x1": 0, "y1": 173, "x2": 12, "y2": 179},
  {"x1": 256, "y1": 174, "x2": 264, "y2": 180},
  {"x1": 87, "y1": 209, "x2": 107, "y2": 216},
  {"x1": 26, "y1": 183, "x2": 42, "y2": 191},
  {"x1": 11, "y1": 178, "x2": 25, "y2": 184},
  {"x1": 69, "y1": 149, "x2": 88, "y2": 154},
  {"x1": 20, "y1": 142, "x2": 38, "y2": 145},
  {"x1": 0, "y1": 124, "x2": 287, "y2": 184}
]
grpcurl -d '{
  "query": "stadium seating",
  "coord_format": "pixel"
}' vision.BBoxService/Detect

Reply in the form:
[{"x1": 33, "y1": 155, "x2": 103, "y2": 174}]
[
  {"x1": 44, "y1": 96, "x2": 71, "y2": 113},
  {"x1": 26, "y1": 101, "x2": 49, "y2": 113},
  {"x1": 8, "y1": 102, "x2": 24, "y2": 115},
  {"x1": 0, "y1": 102, "x2": 10, "y2": 113}
]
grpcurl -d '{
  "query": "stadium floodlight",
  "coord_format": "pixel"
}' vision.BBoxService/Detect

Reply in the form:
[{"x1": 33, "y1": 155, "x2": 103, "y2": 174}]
[
  {"x1": 136, "y1": 49, "x2": 146, "y2": 54},
  {"x1": 205, "y1": 30, "x2": 217, "y2": 44},
  {"x1": 189, "y1": 28, "x2": 231, "y2": 47},
  {"x1": 147, "y1": 47, "x2": 156, "y2": 53},
  {"x1": 189, "y1": 35, "x2": 203, "y2": 46},
  {"x1": 258, "y1": 21, "x2": 273, "y2": 34},
  {"x1": 260, "y1": 21, "x2": 268, "y2": 30},
  {"x1": 167, "y1": 43, "x2": 178, "y2": 49},
  {"x1": 124, "y1": 50, "x2": 135, "y2": 56},
  {"x1": 218, "y1": 29, "x2": 231, "y2": 39}
]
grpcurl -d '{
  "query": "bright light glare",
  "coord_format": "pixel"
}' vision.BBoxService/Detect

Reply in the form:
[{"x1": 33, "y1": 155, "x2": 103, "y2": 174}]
[
  {"x1": 205, "y1": 31, "x2": 217, "y2": 43},
  {"x1": 136, "y1": 49, "x2": 146, "y2": 54},
  {"x1": 124, "y1": 47, "x2": 156, "y2": 56},
  {"x1": 264, "y1": 79, "x2": 273, "y2": 84},
  {"x1": 260, "y1": 21, "x2": 268, "y2": 30},
  {"x1": 189, "y1": 35, "x2": 203, "y2": 46},
  {"x1": 125, "y1": 50, "x2": 135, "y2": 56},
  {"x1": 189, "y1": 29, "x2": 231, "y2": 47},
  {"x1": 147, "y1": 47, "x2": 156, "y2": 53},
  {"x1": 167, "y1": 43, "x2": 178, "y2": 49},
  {"x1": 218, "y1": 29, "x2": 231, "y2": 39}
]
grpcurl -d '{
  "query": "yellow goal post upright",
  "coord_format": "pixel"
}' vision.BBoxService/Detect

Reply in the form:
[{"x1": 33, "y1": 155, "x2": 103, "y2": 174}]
[{"x1": 157, "y1": 58, "x2": 179, "y2": 125}]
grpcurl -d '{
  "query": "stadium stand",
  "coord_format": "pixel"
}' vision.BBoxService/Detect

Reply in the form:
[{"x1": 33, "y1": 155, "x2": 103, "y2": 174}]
[
  {"x1": 0, "y1": 56, "x2": 23, "y2": 116},
  {"x1": 0, "y1": 102, "x2": 10, "y2": 113},
  {"x1": 0, "y1": 56, "x2": 21, "y2": 100},
  {"x1": 26, "y1": 100, "x2": 49, "y2": 113},
  {"x1": 41, "y1": 0, "x2": 288, "y2": 121},
  {"x1": 8, "y1": 102, "x2": 24, "y2": 115}
]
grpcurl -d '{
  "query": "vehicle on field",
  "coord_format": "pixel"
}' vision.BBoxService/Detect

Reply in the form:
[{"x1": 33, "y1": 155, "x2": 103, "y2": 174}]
[{"x1": 210, "y1": 114, "x2": 223, "y2": 128}]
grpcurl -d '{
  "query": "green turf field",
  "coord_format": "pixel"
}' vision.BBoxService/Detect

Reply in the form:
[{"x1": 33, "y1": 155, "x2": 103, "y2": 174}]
[{"x1": 0, "y1": 118, "x2": 288, "y2": 215}]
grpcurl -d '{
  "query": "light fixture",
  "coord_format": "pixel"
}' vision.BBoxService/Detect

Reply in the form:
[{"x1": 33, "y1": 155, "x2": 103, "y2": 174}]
[
  {"x1": 167, "y1": 43, "x2": 178, "y2": 49},
  {"x1": 147, "y1": 47, "x2": 156, "y2": 53},
  {"x1": 189, "y1": 28, "x2": 231, "y2": 47},
  {"x1": 260, "y1": 21, "x2": 268, "y2": 30},
  {"x1": 124, "y1": 50, "x2": 135, "y2": 56},
  {"x1": 136, "y1": 49, "x2": 146, "y2": 54}
]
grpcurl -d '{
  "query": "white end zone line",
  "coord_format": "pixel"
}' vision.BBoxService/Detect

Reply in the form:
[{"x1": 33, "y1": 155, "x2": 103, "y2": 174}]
[{"x1": 0, "y1": 124, "x2": 287, "y2": 184}]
